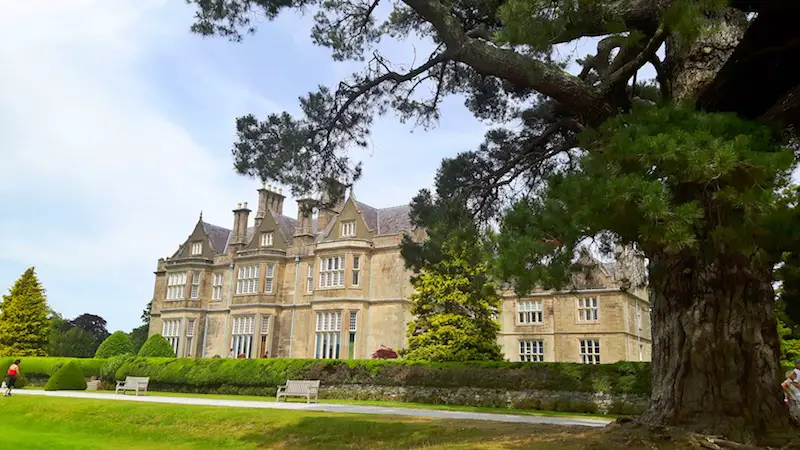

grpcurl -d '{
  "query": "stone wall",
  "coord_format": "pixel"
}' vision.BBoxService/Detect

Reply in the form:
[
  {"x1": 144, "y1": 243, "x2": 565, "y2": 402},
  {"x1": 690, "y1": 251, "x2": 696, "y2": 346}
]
[{"x1": 320, "y1": 384, "x2": 648, "y2": 415}]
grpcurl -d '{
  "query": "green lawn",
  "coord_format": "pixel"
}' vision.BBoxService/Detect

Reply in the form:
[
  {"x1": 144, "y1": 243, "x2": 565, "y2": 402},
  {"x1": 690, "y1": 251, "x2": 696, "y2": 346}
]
[
  {"x1": 0, "y1": 395, "x2": 607, "y2": 449},
  {"x1": 141, "y1": 390, "x2": 616, "y2": 420},
  {"x1": 23, "y1": 386, "x2": 616, "y2": 420}
]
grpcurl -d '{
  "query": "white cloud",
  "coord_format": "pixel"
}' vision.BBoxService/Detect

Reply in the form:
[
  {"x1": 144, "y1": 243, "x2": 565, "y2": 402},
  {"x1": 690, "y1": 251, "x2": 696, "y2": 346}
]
[
  {"x1": 0, "y1": 0, "x2": 286, "y2": 327},
  {"x1": 0, "y1": 0, "x2": 490, "y2": 330}
]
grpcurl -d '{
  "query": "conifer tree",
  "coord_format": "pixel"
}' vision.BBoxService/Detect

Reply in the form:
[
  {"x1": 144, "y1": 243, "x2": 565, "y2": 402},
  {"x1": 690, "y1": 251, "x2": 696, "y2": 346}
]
[
  {"x1": 0, "y1": 267, "x2": 50, "y2": 356},
  {"x1": 401, "y1": 190, "x2": 502, "y2": 362}
]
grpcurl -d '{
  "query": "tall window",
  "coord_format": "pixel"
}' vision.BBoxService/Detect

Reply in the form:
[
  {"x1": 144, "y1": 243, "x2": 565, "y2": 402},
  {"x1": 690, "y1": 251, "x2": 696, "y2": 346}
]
[
  {"x1": 260, "y1": 231, "x2": 273, "y2": 247},
  {"x1": 352, "y1": 255, "x2": 361, "y2": 286},
  {"x1": 315, "y1": 311, "x2": 342, "y2": 359},
  {"x1": 519, "y1": 340, "x2": 543, "y2": 362},
  {"x1": 166, "y1": 272, "x2": 187, "y2": 300},
  {"x1": 190, "y1": 271, "x2": 201, "y2": 299},
  {"x1": 191, "y1": 241, "x2": 202, "y2": 256},
  {"x1": 341, "y1": 221, "x2": 356, "y2": 237},
  {"x1": 518, "y1": 300, "x2": 543, "y2": 324},
  {"x1": 348, "y1": 311, "x2": 357, "y2": 359},
  {"x1": 264, "y1": 264, "x2": 275, "y2": 293},
  {"x1": 319, "y1": 256, "x2": 344, "y2": 288},
  {"x1": 307, "y1": 263, "x2": 314, "y2": 293},
  {"x1": 580, "y1": 339, "x2": 600, "y2": 364},
  {"x1": 236, "y1": 265, "x2": 259, "y2": 295},
  {"x1": 635, "y1": 302, "x2": 641, "y2": 331},
  {"x1": 212, "y1": 273, "x2": 224, "y2": 301},
  {"x1": 185, "y1": 319, "x2": 195, "y2": 357},
  {"x1": 578, "y1": 297, "x2": 599, "y2": 322},
  {"x1": 162, "y1": 319, "x2": 180, "y2": 355},
  {"x1": 260, "y1": 316, "x2": 270, "y2": 358},
  {"x1": 231, "y1": 316, "x2": 255, "y2": 358}
]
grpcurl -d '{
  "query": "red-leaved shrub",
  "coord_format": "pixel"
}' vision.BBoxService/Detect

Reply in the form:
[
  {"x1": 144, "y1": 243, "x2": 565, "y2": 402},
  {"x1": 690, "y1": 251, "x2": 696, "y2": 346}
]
[{"x1": 372, "y1": 347, "x2": 398, "y2": 359}]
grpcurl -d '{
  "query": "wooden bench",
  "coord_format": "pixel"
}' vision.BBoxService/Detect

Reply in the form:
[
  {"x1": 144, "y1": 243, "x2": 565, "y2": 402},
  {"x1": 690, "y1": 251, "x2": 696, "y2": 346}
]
[
  {"x1": 276, "y1": 380, "x2": 320, "y2": 403},
  {"x1": 115, "y1": 376, "x2": 149, "y2": 396}
]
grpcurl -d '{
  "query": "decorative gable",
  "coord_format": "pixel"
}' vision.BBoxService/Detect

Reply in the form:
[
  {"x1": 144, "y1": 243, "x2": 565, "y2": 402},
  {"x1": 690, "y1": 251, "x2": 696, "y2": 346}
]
[
  {"x1": 322, "y1": 196, "x2": 374, "y2": 241},
  {"x1": 245, "y1": 210, "x2": 288, "y2": 251},
  {"x1": 174, "y1": 215, "x2": 217, "y2": 260}
]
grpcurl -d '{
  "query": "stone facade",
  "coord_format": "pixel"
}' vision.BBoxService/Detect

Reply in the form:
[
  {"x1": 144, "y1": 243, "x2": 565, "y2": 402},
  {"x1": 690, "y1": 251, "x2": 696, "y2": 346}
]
[{"x1": 148, "y1": 184, "x2": 652, "y2": 363}]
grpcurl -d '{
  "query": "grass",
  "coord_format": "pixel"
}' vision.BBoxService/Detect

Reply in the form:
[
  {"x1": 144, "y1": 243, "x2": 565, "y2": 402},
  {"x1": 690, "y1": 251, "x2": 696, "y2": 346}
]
[
  {"x1": 0, "y1": 395, "x2": 617, "y2": 449},
  {"x1": 22, "y1": 386, "x2": 616, "y2": 420},
  {"x1": 142, "y1": 390, "x2": 618, "y2": 420}
]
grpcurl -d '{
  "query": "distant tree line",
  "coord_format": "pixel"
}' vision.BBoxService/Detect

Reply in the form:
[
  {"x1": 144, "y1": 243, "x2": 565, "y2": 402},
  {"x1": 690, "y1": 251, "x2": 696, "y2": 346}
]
[{"x1": 0, "y1": 267, "x2": 151, "y2": 357}]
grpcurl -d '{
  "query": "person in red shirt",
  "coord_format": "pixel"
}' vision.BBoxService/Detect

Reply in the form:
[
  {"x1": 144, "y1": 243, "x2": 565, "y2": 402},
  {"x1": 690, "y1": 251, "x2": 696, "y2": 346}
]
[{"x1": 3, "y1": 360, "x2": 20, "y2": 397}]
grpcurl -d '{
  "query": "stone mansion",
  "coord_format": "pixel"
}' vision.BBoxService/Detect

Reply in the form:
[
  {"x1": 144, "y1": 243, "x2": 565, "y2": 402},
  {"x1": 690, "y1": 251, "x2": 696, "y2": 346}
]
[{"x1": 148, "y1": 184, "x2": 652, "y2": 363}]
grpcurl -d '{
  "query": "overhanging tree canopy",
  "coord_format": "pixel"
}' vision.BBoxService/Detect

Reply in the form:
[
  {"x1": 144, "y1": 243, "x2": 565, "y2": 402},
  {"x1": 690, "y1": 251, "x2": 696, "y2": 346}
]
[{"x1": 186, "y1": 0, "x2": 800, "y2": 442}]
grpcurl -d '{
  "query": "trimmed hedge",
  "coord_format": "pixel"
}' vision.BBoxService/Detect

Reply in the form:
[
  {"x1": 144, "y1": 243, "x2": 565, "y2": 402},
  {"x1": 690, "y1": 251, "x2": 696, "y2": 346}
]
[
  {"x1": 114, "y1": 358, "x2": 651, "y2": 396},
  {"x1": 137, "y1": 334, "x2": 176, "y2": 357},
  {"x1": 44, "y1": 361, "x2": 88, "y2": 391},
  {"x1": 95, "y1": 332, "x2": 135, "y2": 358},
  {"x1": 0, "y1": 357, "x2": 104, "y2": 383}
]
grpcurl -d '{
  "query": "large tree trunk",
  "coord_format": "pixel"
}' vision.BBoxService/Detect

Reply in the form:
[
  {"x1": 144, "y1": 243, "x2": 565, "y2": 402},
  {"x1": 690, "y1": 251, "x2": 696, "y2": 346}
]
[
  {"x1": 641, "y1": 251, "x2": 789, "y2": 443},
  {"x1": 635, "y1": 9, "x2": 795, "y2": 444}
]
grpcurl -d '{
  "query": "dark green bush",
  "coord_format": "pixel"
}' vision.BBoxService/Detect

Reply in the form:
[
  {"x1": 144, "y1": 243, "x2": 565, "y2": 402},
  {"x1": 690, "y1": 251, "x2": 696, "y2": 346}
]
[
  {"x1": 95, "y1": 332, "x2": 135, "y2": 358},
  {"x1": 137, "y1": 335, "x2": 176, "y2": 357},
  {"x1": 44, "y1": 361, "x2": 88, "y2": 391},
  {"x1": 114, "y1": 358, "x2": 651, "y2": 396},
  {"x1": 102, "y1": 354, "x2": 135, "y2": 379},
  {"x1": 0, "y1": 357, "x2": 104, "y2": 381}
]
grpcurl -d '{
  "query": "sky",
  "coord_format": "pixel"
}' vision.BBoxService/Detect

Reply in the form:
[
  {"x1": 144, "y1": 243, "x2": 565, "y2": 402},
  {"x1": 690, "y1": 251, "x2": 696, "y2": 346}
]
[{"x1": 0, "y1": 0, "x2": 494, "y2": 331}]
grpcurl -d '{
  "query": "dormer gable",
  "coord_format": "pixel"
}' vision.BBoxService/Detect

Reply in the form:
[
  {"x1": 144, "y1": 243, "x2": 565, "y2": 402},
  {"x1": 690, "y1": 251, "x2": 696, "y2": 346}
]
[
  {"x1": 245, "y1": 209, "x2": 289, "y2": 251},
  {"x1": 321, "y1": 195, "x2": 374, "y2": 241},
  {"x1": 174, "y1": 214, "x2": 218, "y2": 259}
]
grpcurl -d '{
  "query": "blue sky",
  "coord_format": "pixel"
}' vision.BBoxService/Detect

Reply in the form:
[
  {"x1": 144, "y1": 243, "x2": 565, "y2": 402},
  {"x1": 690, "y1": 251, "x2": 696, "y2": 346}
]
[{"x1": 0, "y1": 0, "x2": 492, "y2": 331}]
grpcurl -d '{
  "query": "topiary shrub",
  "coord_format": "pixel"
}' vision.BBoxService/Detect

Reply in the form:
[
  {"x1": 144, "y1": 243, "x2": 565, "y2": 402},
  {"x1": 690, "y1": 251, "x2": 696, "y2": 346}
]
[
  {"x1": 95, "y1": 331, "x2": 135, "y2": 358},
  {"x1": 137, "y1": 334, "x2": 176, "y2": 357},
  {"x1": 44, "y1": 361, "x2": 87, "y2": 391}
]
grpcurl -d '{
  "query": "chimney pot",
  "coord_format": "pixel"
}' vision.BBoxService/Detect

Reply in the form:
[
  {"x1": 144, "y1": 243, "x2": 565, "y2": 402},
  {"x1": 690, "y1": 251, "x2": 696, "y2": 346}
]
[
  {"x1": 237, "y1": 202, "x2": 242, "y2": 208},
  {"x1": 243, "y1": 202, "x2": 248, "y2": 209}
]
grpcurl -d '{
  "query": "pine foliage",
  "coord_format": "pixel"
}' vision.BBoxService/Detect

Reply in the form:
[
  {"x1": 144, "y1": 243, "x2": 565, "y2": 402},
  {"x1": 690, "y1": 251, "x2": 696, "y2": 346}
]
[{"x1": 0, "y1": 268, "x2": 50, "y2": 356}]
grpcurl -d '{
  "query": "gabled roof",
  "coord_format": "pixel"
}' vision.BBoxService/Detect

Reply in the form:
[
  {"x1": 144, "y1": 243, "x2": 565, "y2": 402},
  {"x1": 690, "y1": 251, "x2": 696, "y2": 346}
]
[
  {"x1": 355, "y1": 201, "x2": 379, "y2": 231},
  {"x1": 375, "y1": 204, "x2": 412, "y2": 235},
  {"x1": 168, "y1": 195, "x2": 414, "y2": 259},
  {"x1": 202, "y1": 222, "x2": 232, "y2": 254}
]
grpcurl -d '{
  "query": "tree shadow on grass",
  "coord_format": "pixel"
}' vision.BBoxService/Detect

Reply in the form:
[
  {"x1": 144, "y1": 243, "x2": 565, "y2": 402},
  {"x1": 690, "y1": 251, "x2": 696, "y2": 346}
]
[{"x1": 238, "y1": 415, "x2": 507, "y2": 450}]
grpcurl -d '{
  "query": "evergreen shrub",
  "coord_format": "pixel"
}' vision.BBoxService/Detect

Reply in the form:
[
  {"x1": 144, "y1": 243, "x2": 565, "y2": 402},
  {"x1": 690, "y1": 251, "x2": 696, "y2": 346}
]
[
  {"x1": 95, "y1": 332, "x2": 135, "y2": 358},
  {"x1": 44, "y1": 361, "x2": 87, "y2": 391}
]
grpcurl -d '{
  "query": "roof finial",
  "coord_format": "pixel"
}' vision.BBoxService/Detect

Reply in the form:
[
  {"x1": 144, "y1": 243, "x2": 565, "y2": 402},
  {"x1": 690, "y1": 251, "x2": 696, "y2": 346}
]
[{"x1": 199, "y1": 211, "x2": 203, "y2": 221}]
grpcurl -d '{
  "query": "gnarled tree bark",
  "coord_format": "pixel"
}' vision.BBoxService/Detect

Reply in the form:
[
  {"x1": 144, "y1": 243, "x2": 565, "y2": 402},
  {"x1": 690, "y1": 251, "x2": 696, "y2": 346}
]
[
  {"x1": 642, "y1": 251, "x2": 787, "y2": 442},
  {"x1": 641, "y1": 10, "x2": 794, "y2": 444}
]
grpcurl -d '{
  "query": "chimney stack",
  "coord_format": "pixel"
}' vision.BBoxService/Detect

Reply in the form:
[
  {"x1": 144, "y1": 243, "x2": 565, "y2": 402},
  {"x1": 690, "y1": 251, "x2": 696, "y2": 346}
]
[
  {"x1": 317, "y1": 178, "x2": 346, "y2": 232},
  {"x1": 230, "y1": 202, "x2": 252, "y2": 253},
  {"x1": 295, "y1": 198, "x2": 315, "y2": 236},
  {"x1": 255, "y1": 183, "x2": 286, "y2": 227}
]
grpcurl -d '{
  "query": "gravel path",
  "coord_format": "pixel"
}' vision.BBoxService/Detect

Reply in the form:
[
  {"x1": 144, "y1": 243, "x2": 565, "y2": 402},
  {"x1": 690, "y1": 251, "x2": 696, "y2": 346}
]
[{"x1": 14, "y1": 389, "x2": 612, "y2": 428}]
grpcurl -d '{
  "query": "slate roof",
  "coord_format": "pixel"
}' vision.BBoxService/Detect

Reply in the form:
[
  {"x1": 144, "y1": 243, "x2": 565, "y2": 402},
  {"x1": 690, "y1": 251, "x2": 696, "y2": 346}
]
[
  {"x1": 355, "y1": 201, "x2": 379, "y2": 231},
  {"x1": 202, "y1": 222, "x2": 233, "y2": 254},
  {"x1": 173, "y1": 195, "x2": 414, "y2": 258},
  {"x1": 375, "y1": 204, "x2": 412, "y2": 235}
]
